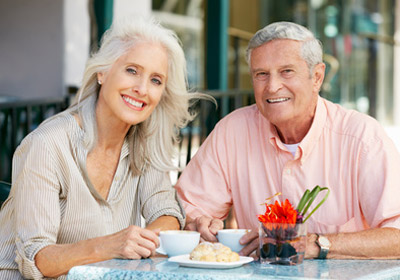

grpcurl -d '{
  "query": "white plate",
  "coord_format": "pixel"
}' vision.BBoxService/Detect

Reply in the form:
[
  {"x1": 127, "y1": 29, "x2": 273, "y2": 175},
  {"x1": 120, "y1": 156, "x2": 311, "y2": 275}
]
[{"x1": 168, "y1": 254, "x2": 253, "y2": 269}]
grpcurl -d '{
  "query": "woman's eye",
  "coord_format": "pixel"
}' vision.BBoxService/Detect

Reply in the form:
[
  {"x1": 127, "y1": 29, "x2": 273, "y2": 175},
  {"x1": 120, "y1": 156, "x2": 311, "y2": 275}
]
[
  {"x1": 151, "y1": 78, "x2": 162, "y2": 85},
  {"x1": 127, "y1": 68, "x2": 137, "y2": 74}
]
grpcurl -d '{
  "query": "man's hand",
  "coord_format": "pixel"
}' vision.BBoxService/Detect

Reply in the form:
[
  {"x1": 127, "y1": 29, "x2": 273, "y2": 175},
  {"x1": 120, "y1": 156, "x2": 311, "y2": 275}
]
[
  {"x1": 185, "y1": 216, "x2": 224, "y2": 242},
  {"x1": 238, "y1": 230, "x2": 259, "y2": 257}
]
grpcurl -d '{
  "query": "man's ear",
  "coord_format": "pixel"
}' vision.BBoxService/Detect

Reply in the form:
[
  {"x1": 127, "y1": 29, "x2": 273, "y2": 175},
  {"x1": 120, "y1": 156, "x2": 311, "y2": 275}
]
[{"x1": 313, "y1": 63, "x2": 326, "y2": 92}]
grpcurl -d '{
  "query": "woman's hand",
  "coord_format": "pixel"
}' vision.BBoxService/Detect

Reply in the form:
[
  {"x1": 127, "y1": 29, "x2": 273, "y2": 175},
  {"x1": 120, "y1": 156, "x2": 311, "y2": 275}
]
[
  {"x1": 35, "y1": 225, "x2": 160, "y2": 278},
  {"x1": 103, "y1": 225, "x2": 160, "y2": 259}
]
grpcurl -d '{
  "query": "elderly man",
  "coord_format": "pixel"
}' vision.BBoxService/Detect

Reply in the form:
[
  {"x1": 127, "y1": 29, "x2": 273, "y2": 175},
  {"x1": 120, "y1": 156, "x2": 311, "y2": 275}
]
[{"x1": 175, "y1": 22, "x2": 400, "y2": 259}]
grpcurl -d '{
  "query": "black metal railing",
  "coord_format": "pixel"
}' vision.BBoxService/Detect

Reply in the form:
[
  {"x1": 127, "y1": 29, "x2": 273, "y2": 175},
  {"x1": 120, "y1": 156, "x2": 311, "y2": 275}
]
[
  {"x1": 0, "y1": 90, "x2": 254, "y2": 184},
  {"x1": 0, "y1": 96, "x2": 70, "y2": 182}
]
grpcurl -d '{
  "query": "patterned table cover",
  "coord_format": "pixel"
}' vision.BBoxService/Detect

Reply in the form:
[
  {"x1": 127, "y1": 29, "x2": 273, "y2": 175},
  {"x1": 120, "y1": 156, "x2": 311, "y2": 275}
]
[{"x1": 67, "y1": 257, "x2": 400, "y2": 280}]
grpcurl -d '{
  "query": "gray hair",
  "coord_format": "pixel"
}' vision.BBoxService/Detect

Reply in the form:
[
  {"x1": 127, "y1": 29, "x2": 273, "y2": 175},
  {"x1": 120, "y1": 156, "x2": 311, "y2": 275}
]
[
  {"x1": 246, "y1": 22, "x2": 323, "y2": 72},
  {"x1": 68, "y1": 16, "x2": 208, "y2": 176}
]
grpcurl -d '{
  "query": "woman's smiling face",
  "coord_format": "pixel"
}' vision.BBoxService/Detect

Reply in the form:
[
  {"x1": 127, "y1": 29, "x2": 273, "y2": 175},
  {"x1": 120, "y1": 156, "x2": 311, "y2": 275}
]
[{"x1": 97, "y1": 41, "x2": 168, "y2": 127}]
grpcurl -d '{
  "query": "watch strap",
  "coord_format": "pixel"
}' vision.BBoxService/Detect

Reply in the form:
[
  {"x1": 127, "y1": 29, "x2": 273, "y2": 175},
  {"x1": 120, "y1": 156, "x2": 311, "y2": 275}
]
[
  {"x1": 316, "y1": 234, "x2": 329, "y2": 259},
  {"x1": 318, "y1": 246, "x2": 329, "y2": 259}
]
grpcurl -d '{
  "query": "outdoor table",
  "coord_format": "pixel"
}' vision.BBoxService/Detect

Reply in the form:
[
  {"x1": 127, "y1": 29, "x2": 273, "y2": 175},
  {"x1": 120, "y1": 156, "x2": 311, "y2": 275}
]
[{"x1": 67, "y1": 257, "x2": 400, "y2": 279}]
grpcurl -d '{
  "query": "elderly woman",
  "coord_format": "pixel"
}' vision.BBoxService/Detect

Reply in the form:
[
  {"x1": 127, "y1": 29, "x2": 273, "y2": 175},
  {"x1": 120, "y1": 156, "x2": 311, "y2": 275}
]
[{"x1": 0, "y1": 17, "x2": 204, "y2": 279}]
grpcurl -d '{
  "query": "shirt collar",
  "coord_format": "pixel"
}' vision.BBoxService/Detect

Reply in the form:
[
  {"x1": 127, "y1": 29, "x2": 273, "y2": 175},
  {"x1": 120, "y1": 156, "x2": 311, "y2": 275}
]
[
  {"x1": 121, "y1": 136, "x2": 129, "y2": 159},
  {"x1": 79, "y1": 97, "x2": 130, "y2": 161},
  {"x1": 298, "y1": 96, "x2": 327, "y2": 163},
  {"x1": 266, "y1": 96, "x2": 327, "y2": 163}
]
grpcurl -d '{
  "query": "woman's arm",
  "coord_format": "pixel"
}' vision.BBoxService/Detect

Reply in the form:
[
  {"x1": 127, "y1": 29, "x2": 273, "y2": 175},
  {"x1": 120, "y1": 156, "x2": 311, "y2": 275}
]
[
  {"x1": 146, "y1": 215, "x2": 180, "y2": 231},
  {"x1": 12, "y1": 133, "x2": 160, "y2": 278},
  {"x1": 35, "y1": 225, "x2": 159, "y2": 278},
  {"x1": 35, "y1": 215, "x2": 180, "y2": 277},
  {"x1": 139, "y1": 167, "x2": 186, "y2": 228}
]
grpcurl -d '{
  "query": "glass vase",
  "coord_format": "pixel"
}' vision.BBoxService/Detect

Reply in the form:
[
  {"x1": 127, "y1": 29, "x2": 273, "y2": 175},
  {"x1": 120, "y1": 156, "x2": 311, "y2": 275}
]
[{"x1": 259, "y1": 222, "x2": 307, "y2": 265}]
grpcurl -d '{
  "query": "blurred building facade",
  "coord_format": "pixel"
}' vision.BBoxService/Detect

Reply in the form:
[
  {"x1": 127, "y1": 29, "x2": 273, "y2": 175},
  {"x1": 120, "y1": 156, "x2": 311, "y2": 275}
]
[
  {"x1": 1, "y1": 0, "x2": 399, "y2": 129},
  {"x1": 152, "y1": 0, "x2": 400, "y2": 146}
]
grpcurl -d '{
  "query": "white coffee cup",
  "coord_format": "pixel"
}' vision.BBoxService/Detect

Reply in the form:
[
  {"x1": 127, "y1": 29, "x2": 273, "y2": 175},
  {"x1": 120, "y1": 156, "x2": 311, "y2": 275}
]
[
  {"x1": 157, "y1": 230, "x2": 200, "y2": 257},
  {"x1": 217, "y1": 229, "x2": 251, "y2": 252}
]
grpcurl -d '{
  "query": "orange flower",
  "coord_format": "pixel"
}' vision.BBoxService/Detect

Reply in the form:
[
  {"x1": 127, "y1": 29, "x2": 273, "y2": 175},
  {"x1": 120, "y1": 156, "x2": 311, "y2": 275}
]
[
  {"x1": 258, "y1": 199, "x2": 298, "y2": 230},
  {"x1": 258, "y1": 187, "x2": 330, "y2": 243}
]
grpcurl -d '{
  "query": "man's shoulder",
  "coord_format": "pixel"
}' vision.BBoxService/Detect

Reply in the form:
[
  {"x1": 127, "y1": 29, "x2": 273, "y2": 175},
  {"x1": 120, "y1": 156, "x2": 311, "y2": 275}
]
[
  {"x1": 323, "y1": 98, "x2": 384, "y2": 141},
  {"x1": 217, "y1": 104, "x2": 260, "y2": 128}
]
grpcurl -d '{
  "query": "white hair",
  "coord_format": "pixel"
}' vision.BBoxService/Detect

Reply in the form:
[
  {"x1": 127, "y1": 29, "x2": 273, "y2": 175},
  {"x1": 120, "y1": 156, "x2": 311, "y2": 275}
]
[
  {"x1": 67, "y1": 16, "x2": 211, "y2": 176},
  {"x1": 246, "y1": 21, "x2": 323, "y2": 73}
]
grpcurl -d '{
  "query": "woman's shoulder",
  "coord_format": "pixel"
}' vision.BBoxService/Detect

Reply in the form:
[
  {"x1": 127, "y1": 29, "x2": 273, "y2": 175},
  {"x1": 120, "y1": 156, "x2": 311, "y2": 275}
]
[{"x1": 19, "y1": 110, "x2": 80, "y2": 150}]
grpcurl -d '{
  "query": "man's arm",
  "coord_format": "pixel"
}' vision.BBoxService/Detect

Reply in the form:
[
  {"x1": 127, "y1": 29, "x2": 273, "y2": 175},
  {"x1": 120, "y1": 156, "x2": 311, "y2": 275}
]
[
  {"x1": 239, "y1": 227, "x2": 400, "y2": 259},
  {"x1": 176, "y1": 121, "x2": 234, "y2": 239},
  {"x1": 306, "y1": 227, "x2": 400, "y2": 259}
]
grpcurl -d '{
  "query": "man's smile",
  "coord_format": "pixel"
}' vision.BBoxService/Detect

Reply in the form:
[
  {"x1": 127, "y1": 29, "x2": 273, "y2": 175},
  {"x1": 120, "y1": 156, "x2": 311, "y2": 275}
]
[{"x1": 266, "y1": 97, "x2": 290, "y2": 104}]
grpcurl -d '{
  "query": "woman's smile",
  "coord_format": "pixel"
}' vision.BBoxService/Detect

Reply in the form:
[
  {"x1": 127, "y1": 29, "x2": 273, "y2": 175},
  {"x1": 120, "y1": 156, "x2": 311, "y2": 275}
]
[{"x1": 121, "y1": 94, "x2": 146, "y2": 110}]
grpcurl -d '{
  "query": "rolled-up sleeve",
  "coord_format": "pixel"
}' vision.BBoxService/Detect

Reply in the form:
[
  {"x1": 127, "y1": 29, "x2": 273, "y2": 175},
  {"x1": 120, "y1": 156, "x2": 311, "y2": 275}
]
[
  {"x1": 358, "y1": 129, "x2": 400, "y2": 230},
  {"x1": 175, "y1": 122, "x2": 232, "y2": 222},
  {"x1": 139, "y1": 166, "x2": 185, "y2": 228},
  {"x1": 12, "y1": 134, "x2": 61, "y2": 279}
]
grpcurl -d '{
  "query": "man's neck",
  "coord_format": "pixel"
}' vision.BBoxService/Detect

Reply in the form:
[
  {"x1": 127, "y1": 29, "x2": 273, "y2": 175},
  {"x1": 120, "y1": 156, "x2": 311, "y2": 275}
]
[{"x1": 275, "y1": 117, "x2": 314, "y2": 144}]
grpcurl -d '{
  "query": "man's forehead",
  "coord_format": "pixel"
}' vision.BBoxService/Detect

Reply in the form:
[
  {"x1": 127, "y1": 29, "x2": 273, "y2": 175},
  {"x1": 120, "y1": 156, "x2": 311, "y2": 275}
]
[
  {"x1": 257, "y1": 38, "x2": 302, "y2": 50},
  {"x1": 250, "y1": 41, "x2": 303, "y2": 65}
]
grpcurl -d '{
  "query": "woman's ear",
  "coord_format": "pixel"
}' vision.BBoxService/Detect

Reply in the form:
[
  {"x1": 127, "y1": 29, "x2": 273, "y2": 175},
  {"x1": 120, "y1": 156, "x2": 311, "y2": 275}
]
[{"x1": 97, "y1": 72, "x2": 104, "y2": 85}]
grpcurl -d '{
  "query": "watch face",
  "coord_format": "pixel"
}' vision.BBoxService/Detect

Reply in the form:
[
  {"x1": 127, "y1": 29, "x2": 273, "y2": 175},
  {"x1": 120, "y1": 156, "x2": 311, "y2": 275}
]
[{"x1": 319, "y1": 236, "x2": 330, "y2": 246}]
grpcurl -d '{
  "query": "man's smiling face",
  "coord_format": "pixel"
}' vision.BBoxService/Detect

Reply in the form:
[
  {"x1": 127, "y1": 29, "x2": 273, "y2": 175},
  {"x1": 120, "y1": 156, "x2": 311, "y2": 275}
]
[{"x1": 250, "y1": 39, "x2": 324, "y2": 132}]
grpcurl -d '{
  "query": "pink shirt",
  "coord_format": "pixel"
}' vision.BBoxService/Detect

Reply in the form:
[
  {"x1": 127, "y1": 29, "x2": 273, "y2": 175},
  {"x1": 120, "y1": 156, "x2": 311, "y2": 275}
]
[{"x1": 175, "y1": 97, "x2": 400, "y2": 234}]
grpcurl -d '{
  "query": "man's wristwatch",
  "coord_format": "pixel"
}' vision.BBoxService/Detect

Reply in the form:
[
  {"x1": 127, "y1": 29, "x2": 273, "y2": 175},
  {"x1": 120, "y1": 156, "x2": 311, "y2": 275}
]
[{"x1": 316, "y1": 234, "x2": 331, "y2": 259}]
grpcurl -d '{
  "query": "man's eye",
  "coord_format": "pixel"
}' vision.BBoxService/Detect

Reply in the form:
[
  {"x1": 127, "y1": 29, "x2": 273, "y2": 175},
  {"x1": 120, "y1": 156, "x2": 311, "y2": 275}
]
[{"x1": 255, "y1": 72, "x2": 268, "y2": 80}]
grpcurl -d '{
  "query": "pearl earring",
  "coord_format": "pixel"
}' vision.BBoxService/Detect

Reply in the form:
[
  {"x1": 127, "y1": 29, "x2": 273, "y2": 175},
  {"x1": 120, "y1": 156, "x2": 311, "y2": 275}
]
[{"x1": 98, "y1": 80, "x2": 102, "y2": 85}]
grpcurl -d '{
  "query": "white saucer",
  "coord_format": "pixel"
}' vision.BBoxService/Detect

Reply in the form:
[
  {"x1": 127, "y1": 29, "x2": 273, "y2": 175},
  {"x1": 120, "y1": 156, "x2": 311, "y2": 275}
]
[{"x1": 168, "y1": 254, "x2": 253, "y2": 269}]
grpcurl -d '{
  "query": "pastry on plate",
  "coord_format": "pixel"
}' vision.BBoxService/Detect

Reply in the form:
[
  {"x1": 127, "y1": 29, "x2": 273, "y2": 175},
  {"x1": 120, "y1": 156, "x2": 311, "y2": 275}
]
[{"x1": 189, "y1": 242, "x2": 240, "y2": 262}]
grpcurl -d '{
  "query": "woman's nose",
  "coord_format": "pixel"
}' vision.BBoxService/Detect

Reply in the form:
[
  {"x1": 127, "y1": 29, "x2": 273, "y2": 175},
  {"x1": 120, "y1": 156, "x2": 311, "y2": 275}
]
[{"x1": 132, "y1": 78, "x2": 147, "y2": 96}]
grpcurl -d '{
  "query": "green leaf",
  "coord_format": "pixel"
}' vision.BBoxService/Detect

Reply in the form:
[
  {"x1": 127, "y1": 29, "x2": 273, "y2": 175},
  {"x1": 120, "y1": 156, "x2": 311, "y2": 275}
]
[
  {"x1": 302, "y1": 185, "x2": 322, "y2": 215},
  {"x1": 303, "y1": 186, "x2": 330, "y2": 223},
  {"x1": 296, "y1": 189, "x2": 310, "y2": 213}
]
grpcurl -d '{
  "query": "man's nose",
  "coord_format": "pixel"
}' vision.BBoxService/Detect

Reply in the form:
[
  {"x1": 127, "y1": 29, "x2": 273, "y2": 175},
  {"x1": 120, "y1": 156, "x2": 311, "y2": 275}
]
[{"x1": 267, "y1": 74, "x2": 283, "y2": 93}]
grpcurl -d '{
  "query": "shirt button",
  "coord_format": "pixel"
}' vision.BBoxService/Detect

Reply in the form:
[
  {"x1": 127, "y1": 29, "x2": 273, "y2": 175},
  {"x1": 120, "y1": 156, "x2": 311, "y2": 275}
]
[
  {"x1": 286, "y1": 169, "x2": 291, "y2": 175},
  {"x1": 114, "y1": 176, "x2": 120, "y2": 181}
]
